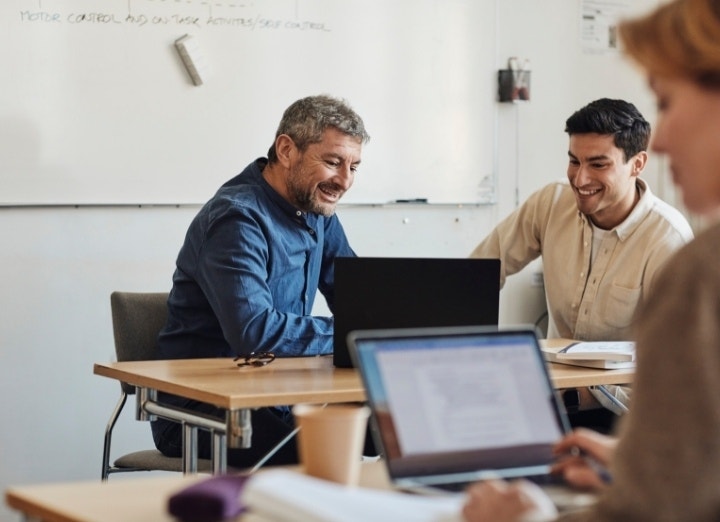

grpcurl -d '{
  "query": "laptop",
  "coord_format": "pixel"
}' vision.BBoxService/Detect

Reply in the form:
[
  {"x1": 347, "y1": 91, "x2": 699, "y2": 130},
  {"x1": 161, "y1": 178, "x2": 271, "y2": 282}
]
[
  {"x1": 333, "y1": 257, "x2": 500, "y2": 368},
  {"x1": 347, "y1": 325, "x2": 571, "y2": 493}
]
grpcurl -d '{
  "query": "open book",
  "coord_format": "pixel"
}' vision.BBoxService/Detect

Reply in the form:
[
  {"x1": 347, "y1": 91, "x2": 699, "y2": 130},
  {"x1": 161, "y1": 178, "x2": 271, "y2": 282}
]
[
  {"x1": 240, "y1": 469, "x2": 465, "y2": 522},
  {"x1": 541, "y1": 340, "x2": 636, "y2": 369},
  {"x1": 557, "y1": 341, "x2": 635, "y2": 362}
]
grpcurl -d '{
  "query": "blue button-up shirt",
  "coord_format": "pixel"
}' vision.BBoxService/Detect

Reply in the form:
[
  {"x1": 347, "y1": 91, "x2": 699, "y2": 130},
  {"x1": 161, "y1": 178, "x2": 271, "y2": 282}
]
[{"x1": 157, "y1": 158, "x2": 355, "y2": 361}]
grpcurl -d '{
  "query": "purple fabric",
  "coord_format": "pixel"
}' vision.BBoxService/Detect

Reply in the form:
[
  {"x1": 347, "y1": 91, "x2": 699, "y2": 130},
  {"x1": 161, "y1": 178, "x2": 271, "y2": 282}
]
[{"x1": 168, "y1": 474, "x2": 250, "y2": 522}]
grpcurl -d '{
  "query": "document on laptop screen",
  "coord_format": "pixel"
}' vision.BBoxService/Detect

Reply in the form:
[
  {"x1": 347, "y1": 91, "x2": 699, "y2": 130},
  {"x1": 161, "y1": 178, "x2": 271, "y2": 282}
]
[{"x1": 376, "y1": 339, "x2": 562, "y2": 457}]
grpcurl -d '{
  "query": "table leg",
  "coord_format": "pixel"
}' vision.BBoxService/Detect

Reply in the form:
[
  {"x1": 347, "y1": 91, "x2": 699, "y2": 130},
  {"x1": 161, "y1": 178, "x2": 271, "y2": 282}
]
[
  {"x1": 183, "y1": 424, "x2": 198, "y2": 474},
  {"x1": 135, "y1": 388, "x2": 255, "y2": 473},
  {"x1": 212, "y1": 430, "x2": 227, "y2": 474},
  {"x1": 227, "y1": 409, "x2": 252, "y2": 449}
]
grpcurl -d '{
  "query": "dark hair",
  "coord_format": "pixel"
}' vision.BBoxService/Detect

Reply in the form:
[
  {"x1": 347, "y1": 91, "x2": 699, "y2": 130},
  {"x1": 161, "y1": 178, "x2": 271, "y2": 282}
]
[
  {"x1": 267, "y1": 95, "x2": 370, "y2": 163},
  {"x1": 564, "y1": 98, "x2": 650, "y2": 162}
]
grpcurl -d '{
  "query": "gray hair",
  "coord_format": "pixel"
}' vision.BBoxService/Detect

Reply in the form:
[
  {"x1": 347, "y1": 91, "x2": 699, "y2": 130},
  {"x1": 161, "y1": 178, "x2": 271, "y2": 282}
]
[{"x1": 267, "y1": 95, "x2": 370, "y2": 163}]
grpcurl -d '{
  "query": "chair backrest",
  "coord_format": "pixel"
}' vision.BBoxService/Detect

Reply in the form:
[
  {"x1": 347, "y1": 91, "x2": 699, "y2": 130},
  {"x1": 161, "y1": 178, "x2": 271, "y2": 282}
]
[{"x1": 110, "y1": 291, "x2": 169, "y2": 395}]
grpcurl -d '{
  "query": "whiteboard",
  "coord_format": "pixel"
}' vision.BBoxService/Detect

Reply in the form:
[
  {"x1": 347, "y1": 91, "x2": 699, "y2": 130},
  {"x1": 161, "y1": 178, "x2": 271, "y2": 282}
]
[{"x1": 1, "y1": 0, "x2": 497, "y2": 205}]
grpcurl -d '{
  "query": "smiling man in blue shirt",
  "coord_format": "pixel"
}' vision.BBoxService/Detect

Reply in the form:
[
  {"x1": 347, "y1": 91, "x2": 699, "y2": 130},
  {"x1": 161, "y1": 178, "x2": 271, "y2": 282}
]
[{"x1": 151, "y1": 95, "x2": 370, "y2": 468}]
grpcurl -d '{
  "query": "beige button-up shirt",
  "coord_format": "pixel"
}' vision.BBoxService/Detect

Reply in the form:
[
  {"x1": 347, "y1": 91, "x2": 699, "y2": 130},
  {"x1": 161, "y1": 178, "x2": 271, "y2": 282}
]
[{"x1": 470, "y1": 179, "x2": 694, "y2": 341}]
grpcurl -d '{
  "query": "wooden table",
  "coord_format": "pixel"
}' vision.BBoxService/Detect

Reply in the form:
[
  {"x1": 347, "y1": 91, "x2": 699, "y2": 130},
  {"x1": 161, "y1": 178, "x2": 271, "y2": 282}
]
[
  {"x1": 94, "y1": 355, "x2": 364, "y2": 410},
  {"x1": 548, "y1": 362, "x2": 633, "y2": 388},
  {"x1": 93, "y1": 347, "x2": 633, "y2": 474},
  {"x1": 94, "y1": 355, "x2": 366, "y2": 474},
  {"x1": 93, "y1": 350, "x2": 632, "y2": 409},
  {"x1": 6, "y1": 461, "x2": 597, "y2": 522},
  {"x1": 7, "y1": 475, "x2": 207, "y2": 522},
  {"x1": 6, "y1": 463, "x2": 392, "y2": 522}
]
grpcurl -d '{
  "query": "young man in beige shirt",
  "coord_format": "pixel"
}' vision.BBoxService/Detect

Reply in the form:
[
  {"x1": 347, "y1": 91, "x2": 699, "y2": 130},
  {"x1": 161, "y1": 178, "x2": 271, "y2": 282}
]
[{"x1": 470, "y1": 98, "x2": 693, "y2": 428}]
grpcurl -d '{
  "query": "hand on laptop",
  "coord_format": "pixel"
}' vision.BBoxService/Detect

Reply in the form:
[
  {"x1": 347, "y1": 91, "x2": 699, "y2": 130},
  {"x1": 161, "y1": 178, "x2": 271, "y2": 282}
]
[
  {"x1": 551, "y1": 428, "x2": 617, "y2": 490},
  {"x1": 462, "y1": 479, "x2": 557, "y2": 522}
]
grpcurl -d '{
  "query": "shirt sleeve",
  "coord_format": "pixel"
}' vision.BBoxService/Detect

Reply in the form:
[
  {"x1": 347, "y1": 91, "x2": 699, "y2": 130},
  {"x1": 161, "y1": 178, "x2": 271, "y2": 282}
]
[
  {"x1": 469, "y1": 184, "x2": 556, "y2": 286},
  {"x1": 192, "y1": 209, "x2": 335, "y2": 357}
]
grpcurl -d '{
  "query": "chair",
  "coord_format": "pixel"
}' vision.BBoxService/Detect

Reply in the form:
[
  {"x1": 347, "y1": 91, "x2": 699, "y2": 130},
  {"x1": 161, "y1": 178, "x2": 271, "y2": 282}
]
[{"x1": 101, "y1": 291, "x2": 213, "y2": 480}]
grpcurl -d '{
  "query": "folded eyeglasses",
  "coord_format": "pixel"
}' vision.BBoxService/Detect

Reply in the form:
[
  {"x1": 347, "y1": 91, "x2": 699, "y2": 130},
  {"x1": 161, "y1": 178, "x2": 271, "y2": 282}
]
[{"x1": 234, "y1": 352, "x2": 276, "y2": 368}]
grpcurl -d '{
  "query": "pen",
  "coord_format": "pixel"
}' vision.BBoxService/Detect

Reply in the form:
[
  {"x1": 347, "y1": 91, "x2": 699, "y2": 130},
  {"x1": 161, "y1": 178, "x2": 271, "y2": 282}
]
[
  {"x1": 393, "y1": 198, "x2": 428, "y2": 203},
  {"x1": 570, "y1": 446, "x2": 613, "y2": 484},
  {"x1": 592, "y1": 384, "x2": 630, "y2": 414}
]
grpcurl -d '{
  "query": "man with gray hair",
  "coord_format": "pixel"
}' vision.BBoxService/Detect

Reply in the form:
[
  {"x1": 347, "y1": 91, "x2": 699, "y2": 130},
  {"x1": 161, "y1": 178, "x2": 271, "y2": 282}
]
[{"x1": 152, "y1": 95, "x2": 370, "y2": 468}]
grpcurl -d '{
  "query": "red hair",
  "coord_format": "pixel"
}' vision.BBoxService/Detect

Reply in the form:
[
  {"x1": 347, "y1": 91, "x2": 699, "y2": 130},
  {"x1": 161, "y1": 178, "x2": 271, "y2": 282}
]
[{"x1": 619, "y1": 0, "x2": 720, "y2": 88}]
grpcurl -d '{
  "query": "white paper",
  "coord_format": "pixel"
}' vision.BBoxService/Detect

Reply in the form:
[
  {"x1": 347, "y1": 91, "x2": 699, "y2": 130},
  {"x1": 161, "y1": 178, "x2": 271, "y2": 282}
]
[
  {"x1": 580, "y1": 0, "x2": 631, "y2": 54},
  {"x1": 242, "y1": 469, "x2": 464, "y2": 522},
  {"x1": 558, "y1": 341, "x2": 635, "y2": 361}
]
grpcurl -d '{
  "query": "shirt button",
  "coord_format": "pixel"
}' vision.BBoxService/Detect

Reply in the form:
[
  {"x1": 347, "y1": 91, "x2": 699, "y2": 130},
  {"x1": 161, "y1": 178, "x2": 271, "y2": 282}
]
[
  {"x1": 584, "y1": 242, "x2": 588, "y2": 247},
  {"x1": 296, "y1": 210, "x2": 302, "y2": 217},
  {"x1": 580, "y1": 272, "x2": 584, "y2": 278},
  {"x1": 309, "y1": 229, "x2": 315, "y2": 235}
]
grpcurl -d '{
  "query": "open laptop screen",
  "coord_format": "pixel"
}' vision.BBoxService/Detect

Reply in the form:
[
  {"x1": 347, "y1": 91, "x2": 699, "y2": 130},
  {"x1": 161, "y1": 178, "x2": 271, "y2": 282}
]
[{"x1": 350, "y1": 327, "x2": 568, "y2": 483}]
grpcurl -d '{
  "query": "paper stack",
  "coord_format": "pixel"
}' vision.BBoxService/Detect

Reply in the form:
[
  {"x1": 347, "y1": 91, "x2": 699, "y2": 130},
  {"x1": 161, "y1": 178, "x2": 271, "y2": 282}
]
[{"x1": 542, "y1": 341, "x2": 636, "y2": 369}]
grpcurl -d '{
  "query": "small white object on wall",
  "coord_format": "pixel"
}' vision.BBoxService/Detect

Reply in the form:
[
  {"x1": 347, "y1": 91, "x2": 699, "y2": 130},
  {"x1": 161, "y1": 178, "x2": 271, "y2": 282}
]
[{"x1": 174, "y1": 34, "x2": 208, "y2": 86}]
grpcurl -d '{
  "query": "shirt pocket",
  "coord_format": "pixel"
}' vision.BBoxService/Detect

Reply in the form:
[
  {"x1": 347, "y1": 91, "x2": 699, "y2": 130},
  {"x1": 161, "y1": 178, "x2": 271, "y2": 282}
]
[{"x1": 602, "y1": 283, "x2": 642, "y2": 329}]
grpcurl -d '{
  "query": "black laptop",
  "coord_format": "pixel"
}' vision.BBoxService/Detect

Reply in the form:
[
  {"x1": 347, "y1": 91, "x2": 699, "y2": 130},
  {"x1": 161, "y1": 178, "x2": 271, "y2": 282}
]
[{"x1": 332, "y1": 257, "x2": 500, "y2": 368}]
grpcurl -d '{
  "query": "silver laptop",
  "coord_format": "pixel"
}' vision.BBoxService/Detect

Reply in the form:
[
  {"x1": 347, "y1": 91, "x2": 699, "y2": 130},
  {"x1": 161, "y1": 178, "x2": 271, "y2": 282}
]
[{"x1": 348, "y1": 325, "x2": 571, "y2": 493}]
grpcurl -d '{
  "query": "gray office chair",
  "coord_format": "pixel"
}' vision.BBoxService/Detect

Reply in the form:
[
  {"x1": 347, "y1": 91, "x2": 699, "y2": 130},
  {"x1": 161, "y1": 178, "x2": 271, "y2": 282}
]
[{"x1": 101, "y1": 291, "x2": 213, "y2": 480}]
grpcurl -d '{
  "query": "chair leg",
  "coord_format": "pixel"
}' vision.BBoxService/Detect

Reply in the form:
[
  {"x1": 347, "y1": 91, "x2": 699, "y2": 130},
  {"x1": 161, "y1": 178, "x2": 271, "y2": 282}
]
[
  {"x1": 102, "y1": 392, "x2": 128, "y2": 481},
  {"x1": 249, "y1": 426, "x2": 300, "y2": 473}
]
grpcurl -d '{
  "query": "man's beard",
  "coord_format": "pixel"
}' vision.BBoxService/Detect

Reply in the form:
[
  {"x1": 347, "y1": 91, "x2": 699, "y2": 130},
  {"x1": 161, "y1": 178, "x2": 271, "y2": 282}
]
[{"x1": 286, "y1": 166, "x2": 341, "y2": 217}]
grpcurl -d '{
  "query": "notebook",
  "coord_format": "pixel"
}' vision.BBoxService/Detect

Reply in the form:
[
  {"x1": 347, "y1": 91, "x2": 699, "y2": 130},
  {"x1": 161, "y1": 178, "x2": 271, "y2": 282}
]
[
  {"x1": 333, "y1": 257, "x2": 500, "y2": 368},
  {"x1": 347, "y1": 325, "x2": 571, "y2": 493}
]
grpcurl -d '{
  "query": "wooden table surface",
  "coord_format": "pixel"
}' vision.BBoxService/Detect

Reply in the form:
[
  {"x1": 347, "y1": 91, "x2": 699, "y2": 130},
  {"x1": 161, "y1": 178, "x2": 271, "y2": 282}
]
[
  {"x1": 6, "y1": 463, "x2": 392, "y2": 522},
  {"x1": 94, "y1": 355, "x2": 365, "y2": 409},
  {"x1": 94, "y1": 342, "x2": 633, "y2": 411}
]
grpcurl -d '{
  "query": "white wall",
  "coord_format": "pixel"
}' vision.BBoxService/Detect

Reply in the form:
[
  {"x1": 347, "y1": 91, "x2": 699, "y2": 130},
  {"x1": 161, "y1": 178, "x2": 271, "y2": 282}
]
[{"x1": 1, "y1": 0, "x2": 677, "y2": 520}]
